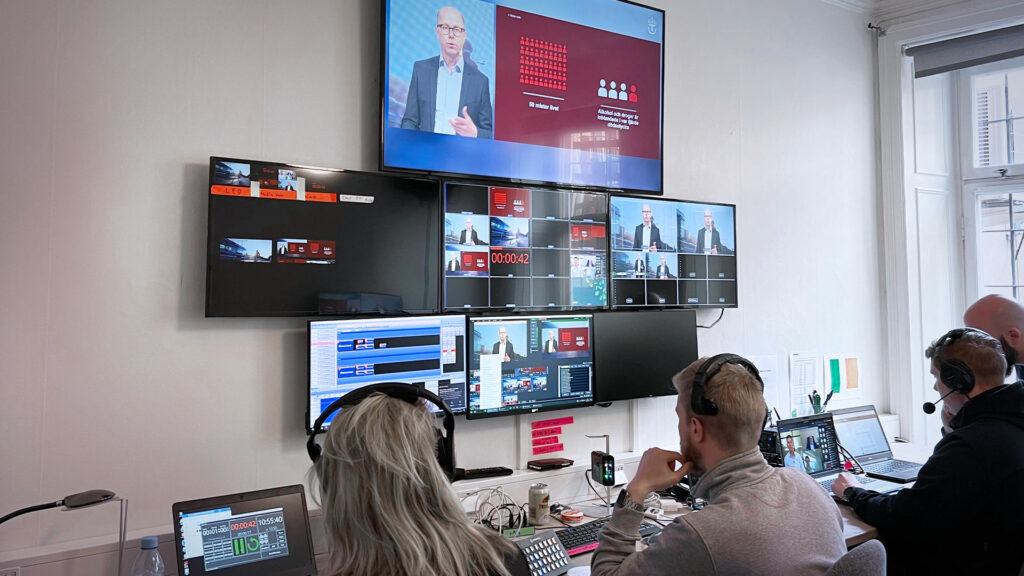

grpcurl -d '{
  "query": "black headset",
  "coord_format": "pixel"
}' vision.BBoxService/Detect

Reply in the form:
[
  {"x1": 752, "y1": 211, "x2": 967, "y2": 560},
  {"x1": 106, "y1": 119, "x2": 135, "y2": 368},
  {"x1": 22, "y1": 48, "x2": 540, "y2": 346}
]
[
  {"x1": 690, "y1": 353, "x2": 769, "y2": 428},
  {"x1": 306, "y1": 382, "x2": 457, "y2": 481},
  {"x1": 930, "y1": 328, "x2": 986, "y2": 396}
]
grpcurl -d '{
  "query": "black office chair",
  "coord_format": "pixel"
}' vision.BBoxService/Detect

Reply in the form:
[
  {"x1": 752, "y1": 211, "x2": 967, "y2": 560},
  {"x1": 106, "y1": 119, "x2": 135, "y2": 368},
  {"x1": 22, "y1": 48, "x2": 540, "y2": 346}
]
[{"x1": 825, "y1": 540, "x2": 886, "y2": 576}]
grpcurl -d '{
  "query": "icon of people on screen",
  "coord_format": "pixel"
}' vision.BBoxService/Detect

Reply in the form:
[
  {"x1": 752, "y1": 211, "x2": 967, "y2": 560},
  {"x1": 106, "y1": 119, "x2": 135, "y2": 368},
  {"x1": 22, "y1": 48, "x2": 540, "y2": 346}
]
[
  {"x1": 618, "y1": 81, "x2": 627, "y2": 101},
  {"x1": 460, "y1": 218, "x2": 480, "y2": 245},
  {"x1": 633, "y1": 204, "x2": 662, "y2": 251},
  {"x1": 598, "y1": 79, "x2": 608, "y2": 98},
  {"x1": 629, "y1": 85, "x2": 638, "y2": 103},
  {"x1": 608, "y1": 81, "x2": 619, "y2": 100},
  {"x1": 400, "y1": 6, "x2": 493, "y2": 139}
]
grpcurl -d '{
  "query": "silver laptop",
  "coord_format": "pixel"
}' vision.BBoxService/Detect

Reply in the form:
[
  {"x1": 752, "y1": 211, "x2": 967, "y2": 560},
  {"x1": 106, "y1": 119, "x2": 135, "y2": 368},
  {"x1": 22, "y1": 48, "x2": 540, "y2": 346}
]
[
  {"x1": 776, "y1": 413, "x2": 904, "y2": 499},
  {"x1": 831, "y1": 405, "x2": 922, "y2": 483}
]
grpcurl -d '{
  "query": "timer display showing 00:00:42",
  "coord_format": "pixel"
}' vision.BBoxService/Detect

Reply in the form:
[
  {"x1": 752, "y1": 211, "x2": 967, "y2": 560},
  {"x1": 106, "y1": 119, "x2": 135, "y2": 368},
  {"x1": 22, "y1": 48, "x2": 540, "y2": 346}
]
[{"x1": 490, "y1": 250, "x2": 530, "y2": 264}]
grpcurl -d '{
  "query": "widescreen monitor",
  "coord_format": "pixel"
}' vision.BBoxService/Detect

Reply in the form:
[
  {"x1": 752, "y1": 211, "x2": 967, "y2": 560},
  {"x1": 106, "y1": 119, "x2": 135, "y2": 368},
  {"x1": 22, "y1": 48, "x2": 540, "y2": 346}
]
[
  {"x1": 467, "y1": 314, "x2": 594, "y2": 418},
  {"x1": 382, "y1": 0, "x2": 665, "y2": 194},
  {"x1": 444, "y1": 181, "x2": 608, "y2": 310},
  {"x1": 609, "y1": 195, "x2": 737, "y2": 308},
  {"x1": 593, "y1": 309, "x2": 697, "y2": 402},
  {"x1": 307, "y1": 315, "x2": 467, "y2": 430},
  {"x1": 206, "y1": 157, "x2": 440, "y2": 317}
]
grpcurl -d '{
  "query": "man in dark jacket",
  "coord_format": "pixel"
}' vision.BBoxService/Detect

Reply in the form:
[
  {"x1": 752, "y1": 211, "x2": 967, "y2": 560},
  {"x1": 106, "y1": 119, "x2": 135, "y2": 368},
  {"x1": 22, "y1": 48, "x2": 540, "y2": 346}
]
[{"x1": 833, "y1": 327, "x2": 1024, "y2": 575}]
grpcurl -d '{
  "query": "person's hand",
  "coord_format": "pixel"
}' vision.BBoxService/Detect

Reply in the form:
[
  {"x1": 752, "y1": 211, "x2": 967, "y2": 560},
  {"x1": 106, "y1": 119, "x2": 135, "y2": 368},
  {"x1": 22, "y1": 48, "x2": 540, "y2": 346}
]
[
  {"x1": 831, "y1": 472, "x2": 864, "y2": 498},
  {"x1": 649, "y1": 244, "x2": 658, "y2": 253},
  {"x1": 448, "y1": 106, "x2": 478, "y2": 137},
  {"x1": 710, "y1": 246, "x2": 718, "y2": 255},
  {"x1": 503, "y1": 354, "x2": 510, "y2": 362},
  {"x1": 626, "y1": 447, "x2": 692, "y2": 501}
]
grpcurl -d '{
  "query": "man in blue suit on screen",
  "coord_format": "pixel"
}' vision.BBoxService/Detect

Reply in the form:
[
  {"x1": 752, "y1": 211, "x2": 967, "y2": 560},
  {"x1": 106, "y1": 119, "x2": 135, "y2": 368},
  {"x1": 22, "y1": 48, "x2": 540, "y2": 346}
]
[{"x1": 401, "y1": 6, "x2": 493, "y2": 139}]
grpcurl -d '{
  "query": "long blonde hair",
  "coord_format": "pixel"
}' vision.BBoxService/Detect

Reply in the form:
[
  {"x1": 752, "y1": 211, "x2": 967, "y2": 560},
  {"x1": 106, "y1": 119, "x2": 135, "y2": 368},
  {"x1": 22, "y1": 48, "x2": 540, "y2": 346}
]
[{"x1": 311, "y1": 393, "x2": 512, "y2": 576}]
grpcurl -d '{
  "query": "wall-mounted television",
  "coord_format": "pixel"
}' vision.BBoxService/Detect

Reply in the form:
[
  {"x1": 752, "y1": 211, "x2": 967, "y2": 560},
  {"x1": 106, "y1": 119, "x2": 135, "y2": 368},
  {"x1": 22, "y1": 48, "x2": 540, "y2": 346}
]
[
  {"x1": 593, "y1": 309, "x2": 698, "y2": 402},
  {"x1": 467, "y1": 314, "x2": 594, "y2": 418},
  {"x1": 609, "y1": 195, "x2": 737, "y2": 308},
  {"x1": 206, "y1": 157, "x2": 440, "y2": 317},
  {"x1": 381, "y1": 0, "x2": 665, "y2": 194},
  {"x1": 443, "y1": 181, "x2": 608, "y2": 310},
  {"x1": 307, "y1": 314, "x2": 468, "y2": 431}
]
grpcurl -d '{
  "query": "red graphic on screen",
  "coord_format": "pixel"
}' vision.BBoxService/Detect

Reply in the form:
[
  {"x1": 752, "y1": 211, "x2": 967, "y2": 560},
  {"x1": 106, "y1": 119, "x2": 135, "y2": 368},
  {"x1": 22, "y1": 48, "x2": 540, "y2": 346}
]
[
  {"x1": 559, "y1": 327, "x2": 590, "y2": 351},
  {"x1": 495, "y1": 7, "x2": 661, "y2": 160},
  {"x1": 490, "y1": 187, "x2": 531, "y2": 217},
  {"x1": 571, "y1": 224, "x2": 606, "y2": 241},
  {"x1": 460, "y1": 250, "x2": 489, "y2": 272},
  {"x1": 278, "y1": 240, "x2": 335, "y2": 264}
]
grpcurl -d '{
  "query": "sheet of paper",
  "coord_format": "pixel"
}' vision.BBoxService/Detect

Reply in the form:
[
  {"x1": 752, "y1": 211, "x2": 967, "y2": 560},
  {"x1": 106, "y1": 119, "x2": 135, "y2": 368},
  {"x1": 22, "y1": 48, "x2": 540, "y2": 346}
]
[
  {"x1": 747, "y1": 355, "x2": 783, "y2": 419},
  {"x1": 823, "y1": 353, "x2": 862, "y2": 402},
  {"x1": 789, "y1": 351, "x2": 821, "y2": 417}
]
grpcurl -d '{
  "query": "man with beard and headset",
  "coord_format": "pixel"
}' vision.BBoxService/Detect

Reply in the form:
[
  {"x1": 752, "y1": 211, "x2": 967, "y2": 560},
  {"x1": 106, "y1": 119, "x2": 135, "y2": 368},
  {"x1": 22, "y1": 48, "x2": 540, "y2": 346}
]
[
  {"x1": 590, "y1": 355, "x2": 845, "y2": 575},
  {"x1": 964, "y1": 294, "x2": 1024, "y2": 381}
]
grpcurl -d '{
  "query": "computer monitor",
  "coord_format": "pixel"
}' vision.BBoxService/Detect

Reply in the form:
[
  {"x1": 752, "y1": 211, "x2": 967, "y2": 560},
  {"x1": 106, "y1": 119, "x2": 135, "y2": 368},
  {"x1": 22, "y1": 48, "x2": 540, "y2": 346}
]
[
  {"x1": 307, "y1": 315, "x2": 467, "y2": 430},
  {"x1": 593, "y1": 309, "x2": 697, "y2": 402},
  {"x1": 467, "y1": 314, "x2": 595, "y2": 418},
  {"x1": 609, "y1": 195, "x2": 737, "y2": 308},
  {"x1": 443, "y1": 181, "x2": 608, "y2": 310},
  {"x1": 206, "y1": 157, "x2": 440, "y2": 317},
  {"x1": 171, "y1": 485, "x2": 316, "y2": 576}
]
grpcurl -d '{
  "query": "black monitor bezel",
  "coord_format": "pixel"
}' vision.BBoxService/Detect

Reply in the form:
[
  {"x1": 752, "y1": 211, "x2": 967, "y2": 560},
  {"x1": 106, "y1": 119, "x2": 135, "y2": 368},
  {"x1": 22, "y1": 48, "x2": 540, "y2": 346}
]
[{"x1": 377, "y1": 0, "x2": 667, "y2": 196}]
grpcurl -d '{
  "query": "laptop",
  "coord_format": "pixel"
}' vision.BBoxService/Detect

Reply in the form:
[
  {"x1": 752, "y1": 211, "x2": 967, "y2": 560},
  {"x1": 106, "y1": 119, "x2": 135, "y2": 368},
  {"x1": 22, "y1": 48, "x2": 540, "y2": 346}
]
[
  {"x1": 776, "y1": 413, "x2": 904, "y2": 500},
  {"x1": 172, "y1": 485, "x2": 317, "y2": 576},
  {"x1": 831, "y1": 405, "x2": 923, "y2": 483}
]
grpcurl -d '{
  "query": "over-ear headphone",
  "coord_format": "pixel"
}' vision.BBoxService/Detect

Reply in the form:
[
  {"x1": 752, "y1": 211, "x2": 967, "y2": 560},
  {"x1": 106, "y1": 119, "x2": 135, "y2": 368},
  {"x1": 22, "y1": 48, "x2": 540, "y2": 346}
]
[
  {"x1": 930, "y1": 328, "x2": 986, "y2": 396},
  {"x1": 690, "y1": 353, "x2": 769, "y2": 428},
  {"x1": 306, "y1": 382, "x2": 456, "y2": 481}
]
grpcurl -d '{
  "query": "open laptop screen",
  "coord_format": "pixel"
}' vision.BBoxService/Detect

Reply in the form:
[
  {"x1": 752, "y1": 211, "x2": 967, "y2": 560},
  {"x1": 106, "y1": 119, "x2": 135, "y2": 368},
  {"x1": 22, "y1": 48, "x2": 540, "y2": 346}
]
[
  {"x1": 172, "y1": 485, "x2": 316, "y2": 576},
  {"x1": 831, "y1": 406, "x2": 892, "y2": 462},
  {"x1": 776, "y1": 413, "x2": 843, "y2": 478}
]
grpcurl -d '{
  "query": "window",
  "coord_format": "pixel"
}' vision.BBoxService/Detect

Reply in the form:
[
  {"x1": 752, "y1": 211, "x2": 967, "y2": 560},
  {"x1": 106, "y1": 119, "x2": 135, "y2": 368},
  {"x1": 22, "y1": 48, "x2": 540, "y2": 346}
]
[
  {"x1": 963, "y1": 56, "x2": 1024, "y2": 177},
  {"x1": 969, "y1": 188, "x2": 1024, "y2": 299}
]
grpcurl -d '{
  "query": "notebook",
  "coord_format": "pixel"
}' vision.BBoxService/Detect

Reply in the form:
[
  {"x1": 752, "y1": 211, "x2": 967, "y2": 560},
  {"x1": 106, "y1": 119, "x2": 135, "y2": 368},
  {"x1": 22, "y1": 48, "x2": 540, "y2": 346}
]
[
  {"x1": 831, "y1": 405, "x2": 923, "y2": 482},
  {"x1": 776, "y1": 413, "x2": 904, "y2": 500},
  {"x1": 172, "y1": 484, "x2": 317, "y2": 576}
]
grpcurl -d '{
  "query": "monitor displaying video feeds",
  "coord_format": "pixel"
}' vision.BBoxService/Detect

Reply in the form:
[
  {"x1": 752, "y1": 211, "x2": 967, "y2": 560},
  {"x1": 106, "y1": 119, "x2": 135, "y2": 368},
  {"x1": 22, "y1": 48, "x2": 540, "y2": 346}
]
[
  {"x1": 206, "y1": 157, "x2": 440, "y2": 317},
  {"x1": 467, "y1": 314, "x2": 594, "y2": 418},
  {"x1": 593, "y1": 310, "x2": 697, "y2": 402},
  {"x1": 382, "y1": 0, "x2": 665, "y2": 194},
  {"x1": 444, "y1": 181, "x2": 607, "y2": 310},
  {"x1": 776, "y1": 413, "x2": 843, "y2": 476},
  {"x1": 307, "y1": 315, "x2": 467, "y2": 430},
  {"x1": 609, "y1": 195, "x2": 736, "y2": 308}
]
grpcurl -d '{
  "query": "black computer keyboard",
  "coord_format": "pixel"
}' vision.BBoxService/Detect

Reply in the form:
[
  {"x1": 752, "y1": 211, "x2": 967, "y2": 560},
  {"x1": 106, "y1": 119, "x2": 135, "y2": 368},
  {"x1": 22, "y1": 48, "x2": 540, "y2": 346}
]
[
  {"x1": 864, "y1": 460, "x2": 919, "y2": 474},
  {"x1": 818, "y1": 475, "x2": 881, "y2": 493},
  {"x1": 554, "y1": 515, "x2": 662, "y2": 556}
]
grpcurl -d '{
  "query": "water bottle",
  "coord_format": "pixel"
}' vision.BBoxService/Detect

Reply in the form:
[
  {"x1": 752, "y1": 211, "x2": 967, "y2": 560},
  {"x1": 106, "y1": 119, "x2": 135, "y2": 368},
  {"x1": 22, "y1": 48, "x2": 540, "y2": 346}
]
[{"x1": 130, "y1": 536, "x2": 165, "y2": 576}]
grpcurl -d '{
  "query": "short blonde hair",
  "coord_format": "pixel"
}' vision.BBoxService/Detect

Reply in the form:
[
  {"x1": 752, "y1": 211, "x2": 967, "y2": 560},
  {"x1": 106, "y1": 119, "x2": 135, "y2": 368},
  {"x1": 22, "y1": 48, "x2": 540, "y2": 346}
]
[{"x1": 673, "y1": 357, "x2": 767, "y2": 452}]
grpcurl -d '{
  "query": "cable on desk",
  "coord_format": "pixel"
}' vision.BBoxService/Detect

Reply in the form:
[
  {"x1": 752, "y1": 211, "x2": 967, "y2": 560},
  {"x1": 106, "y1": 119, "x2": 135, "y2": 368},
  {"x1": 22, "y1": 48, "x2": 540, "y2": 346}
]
[
  {"x1": 836, "y1": 442, "x2": 865, "y2": 475},
  {"x1": 584, "y1": 470, "x2": 611, "y2": 507},
  {"x1": 696, "y1": 308, "x2": 725, "y2": 329}
]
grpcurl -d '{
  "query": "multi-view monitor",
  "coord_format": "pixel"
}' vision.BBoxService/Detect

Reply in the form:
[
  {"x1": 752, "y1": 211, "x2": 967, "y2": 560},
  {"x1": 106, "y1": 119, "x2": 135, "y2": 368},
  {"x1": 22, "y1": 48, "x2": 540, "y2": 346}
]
[
  {"x1": 609, "y1": 195, "x2": 737, "y2": 308},
  {"x1": 307, "y1": 315, "x2": 468, "y2": 430},
  {"x1": 466, "y1": 314, "x2": 595, "y2": 418},
  {"x1": 443, "y1": 181, "x2": 607, "y2": 310},
  {"x1": 206, "y1": 157, "x2": 439, "y2": 317},
  {"x1": 381, "y1": 0, "x2": 665, "y2": 194}
]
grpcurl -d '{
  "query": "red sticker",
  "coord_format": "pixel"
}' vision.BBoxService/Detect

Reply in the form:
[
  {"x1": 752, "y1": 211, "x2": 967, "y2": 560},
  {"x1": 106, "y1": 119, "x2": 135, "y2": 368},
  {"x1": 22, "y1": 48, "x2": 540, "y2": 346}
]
[
  {"x1": 532, "y1": 443, "x2": 564, "y2": 455},
  {"x1": 532, "y1": 416, "x2": 574, "y2": 430},
  {"x1": 532, "y1": 427, "x2": 561, "y2": 438}
]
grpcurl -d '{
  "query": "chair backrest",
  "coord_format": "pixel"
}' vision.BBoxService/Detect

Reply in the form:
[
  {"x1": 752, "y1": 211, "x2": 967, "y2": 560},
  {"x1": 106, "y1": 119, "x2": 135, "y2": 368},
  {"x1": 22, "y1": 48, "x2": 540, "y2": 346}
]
[{"x1": 825, "y1": 540, "x2": 886, "y2": 576}]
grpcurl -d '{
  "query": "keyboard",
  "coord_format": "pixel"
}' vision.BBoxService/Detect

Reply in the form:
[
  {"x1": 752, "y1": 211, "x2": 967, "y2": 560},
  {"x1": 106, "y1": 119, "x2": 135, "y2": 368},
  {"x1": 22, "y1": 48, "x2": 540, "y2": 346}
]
[
  {"x1": 818, "y1": 475, "x2": 882, "y2": 493},
  {"x1": 554, "y1": 515, "x2": 662, "y2": 557},
  {"x1": 863, "y1": 459, "x2": 919, "y2": 474},
  {"x1": 514, "y1": 532, "x2": 572, "y2": 576}
]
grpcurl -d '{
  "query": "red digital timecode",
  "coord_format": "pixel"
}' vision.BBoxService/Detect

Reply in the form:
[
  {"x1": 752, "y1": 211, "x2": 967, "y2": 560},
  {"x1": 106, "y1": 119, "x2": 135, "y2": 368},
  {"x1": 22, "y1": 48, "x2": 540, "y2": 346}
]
[
  {"x1": 490, "y1": 251, "x2": 529, "y2": 264},
  {"x1": 230, "y1": 520, "x2": 257, "y2": 530}
]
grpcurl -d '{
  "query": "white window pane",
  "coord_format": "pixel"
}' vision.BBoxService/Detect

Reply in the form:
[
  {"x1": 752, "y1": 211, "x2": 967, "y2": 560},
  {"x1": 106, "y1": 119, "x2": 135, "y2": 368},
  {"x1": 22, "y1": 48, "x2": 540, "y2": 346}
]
[
  {"x1": 1007, "y1": 68, "x2": 1024, "y2": 120},
  {"x1": 974, "y1": 71, "x2": 1009, "y2": 122},
  {"x1": 980, "y1": 193, "x2": 1013, "y2": 231},
  {"x1": 980, "y1": 230, "x2": 1014, "y2": 287}
]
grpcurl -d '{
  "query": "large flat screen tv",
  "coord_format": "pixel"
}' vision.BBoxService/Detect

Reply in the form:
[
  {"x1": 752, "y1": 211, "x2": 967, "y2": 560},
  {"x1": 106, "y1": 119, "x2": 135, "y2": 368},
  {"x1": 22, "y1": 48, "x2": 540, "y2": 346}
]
[
  {"x1": 381, "y1": 0, "x2": 665, "y2": 194},
  {"x1": 307, "y1": 314, "x2": 468, "y2": 430},
  {"x1": 593, "y1": 309, "x2": 698, "y2": 402},
  {"x1": 609, "y1": 195, "x2": 737, "y2": 309},
  {"x1": 206, "y1": 157, "x2": 440, "y2": 317},
  {"x1": 443, "y1": 181, "x2": 608, "y2": 310},
  {"x1": 467, "y1": 314, "x2": 594, "y2": 418}
]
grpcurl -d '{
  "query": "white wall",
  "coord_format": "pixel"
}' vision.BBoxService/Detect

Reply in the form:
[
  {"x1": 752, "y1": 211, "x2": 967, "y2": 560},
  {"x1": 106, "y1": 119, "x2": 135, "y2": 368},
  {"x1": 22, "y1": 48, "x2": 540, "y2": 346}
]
[{"x1": 0, "y1": 0, "x2": 881, "y2": 557}]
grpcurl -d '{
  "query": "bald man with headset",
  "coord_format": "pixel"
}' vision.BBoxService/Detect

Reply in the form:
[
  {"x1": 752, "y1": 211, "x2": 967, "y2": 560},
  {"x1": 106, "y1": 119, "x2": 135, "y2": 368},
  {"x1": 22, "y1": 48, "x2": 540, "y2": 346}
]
[{"x1": 833, "y1": 328, "x2": 1024, "y2": 575}]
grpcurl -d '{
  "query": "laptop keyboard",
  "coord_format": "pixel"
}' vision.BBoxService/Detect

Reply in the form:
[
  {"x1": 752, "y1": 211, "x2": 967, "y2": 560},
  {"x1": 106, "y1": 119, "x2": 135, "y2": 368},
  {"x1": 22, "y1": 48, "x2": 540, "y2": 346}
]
[
  {"x1": 818, "y1": 475, "x2": 880, "y2": 493},
  {"x1": 863, "y1": 460, "x2": 919, "y2": 474}
]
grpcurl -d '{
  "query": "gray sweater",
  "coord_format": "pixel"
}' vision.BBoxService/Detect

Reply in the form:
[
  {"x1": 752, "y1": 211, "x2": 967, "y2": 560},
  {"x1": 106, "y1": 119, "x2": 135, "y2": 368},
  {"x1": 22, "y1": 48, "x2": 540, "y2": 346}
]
[{"x1": 591, "y1": 447, "x2": 846, "y2": 575}]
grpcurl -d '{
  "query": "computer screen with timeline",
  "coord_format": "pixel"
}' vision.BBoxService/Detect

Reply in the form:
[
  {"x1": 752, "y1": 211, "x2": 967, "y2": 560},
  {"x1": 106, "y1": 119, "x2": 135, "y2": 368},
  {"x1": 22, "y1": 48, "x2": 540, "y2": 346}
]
[
  {"x1": 467, "y1": 314, "x2": 595, "y2": 418},
  {"x1": 609, "y1": 195, "x2": 737, "y2": 308},
  {"x1": 307, "y1": 315, "x2": 467, "y2": 430}
]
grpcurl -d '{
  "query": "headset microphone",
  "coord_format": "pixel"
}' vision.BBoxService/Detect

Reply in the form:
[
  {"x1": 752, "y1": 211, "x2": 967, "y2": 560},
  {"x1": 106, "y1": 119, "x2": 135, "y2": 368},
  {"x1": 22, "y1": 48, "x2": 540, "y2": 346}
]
[{"x1": 922, "y1": 389, "x2": 957, "y2": 414}]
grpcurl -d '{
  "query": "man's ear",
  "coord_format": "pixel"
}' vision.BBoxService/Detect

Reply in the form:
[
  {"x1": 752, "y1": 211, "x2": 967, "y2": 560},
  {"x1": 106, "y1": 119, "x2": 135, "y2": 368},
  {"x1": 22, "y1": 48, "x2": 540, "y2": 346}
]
[
  {"x1": 690, "y1": 417, "x2": 705, "y2": 444},
  {"x1": 1006, "y1": 327, "x2": 1023, "y2": 346}
]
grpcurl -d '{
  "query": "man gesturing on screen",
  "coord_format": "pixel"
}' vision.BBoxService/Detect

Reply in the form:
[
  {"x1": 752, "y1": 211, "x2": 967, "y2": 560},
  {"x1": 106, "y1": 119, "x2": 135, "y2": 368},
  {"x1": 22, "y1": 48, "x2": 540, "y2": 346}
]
[
  {"x1": 632, "y1": 204, "x2": 661, "y2": 251},
  {"x1": 401, "y1": 6, "x2": 493, "y2": 139}
]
